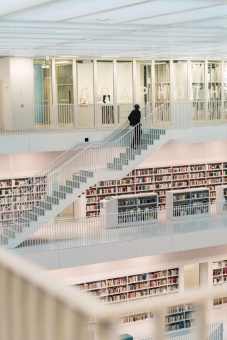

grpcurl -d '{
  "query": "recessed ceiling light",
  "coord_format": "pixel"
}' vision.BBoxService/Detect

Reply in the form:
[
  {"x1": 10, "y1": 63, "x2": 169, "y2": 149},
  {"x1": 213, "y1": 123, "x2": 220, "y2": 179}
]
[{"x1": 96, "y1": 18, "x2": 110, "y2": 22}]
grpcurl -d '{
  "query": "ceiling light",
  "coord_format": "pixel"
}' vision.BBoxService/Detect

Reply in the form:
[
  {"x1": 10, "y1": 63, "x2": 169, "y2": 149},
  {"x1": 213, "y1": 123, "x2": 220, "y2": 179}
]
[
  {"x1": 96, "y1": 18, "x2": 110, "y2": 22},
  {"x1": 101, "y1": 56, "x2": 119, "y2": 58}
]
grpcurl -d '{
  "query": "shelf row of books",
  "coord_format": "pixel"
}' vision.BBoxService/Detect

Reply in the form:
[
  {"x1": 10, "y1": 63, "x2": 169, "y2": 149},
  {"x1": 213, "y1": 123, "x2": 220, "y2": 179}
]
[{"x1": 86, "y1": 161, "x2": 227, "y2": 216}]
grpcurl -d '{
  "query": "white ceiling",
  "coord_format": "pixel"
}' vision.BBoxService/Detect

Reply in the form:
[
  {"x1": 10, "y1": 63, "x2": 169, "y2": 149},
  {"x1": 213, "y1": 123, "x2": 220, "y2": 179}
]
[{"x1": 1, "y1": 0, "x2": 227, "y2": 58}]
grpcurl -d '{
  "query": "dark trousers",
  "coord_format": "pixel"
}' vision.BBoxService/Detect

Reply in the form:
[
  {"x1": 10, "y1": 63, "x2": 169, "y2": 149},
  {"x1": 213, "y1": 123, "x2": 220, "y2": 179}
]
[{"x1": 131, "y1": 123, "x2": 141, "y2": 148}]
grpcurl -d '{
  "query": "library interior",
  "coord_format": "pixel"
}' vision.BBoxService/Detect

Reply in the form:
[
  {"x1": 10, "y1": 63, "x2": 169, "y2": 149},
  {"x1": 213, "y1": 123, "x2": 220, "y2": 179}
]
[{"x1": 2, "y1": 1, "x2": 227, "y2": 339}]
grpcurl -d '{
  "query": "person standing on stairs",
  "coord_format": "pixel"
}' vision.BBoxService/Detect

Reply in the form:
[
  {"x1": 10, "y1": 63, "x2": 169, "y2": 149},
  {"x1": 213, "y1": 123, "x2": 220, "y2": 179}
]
[{"x1": 128, "y1": 104, "x2": 141, "y2": 149}]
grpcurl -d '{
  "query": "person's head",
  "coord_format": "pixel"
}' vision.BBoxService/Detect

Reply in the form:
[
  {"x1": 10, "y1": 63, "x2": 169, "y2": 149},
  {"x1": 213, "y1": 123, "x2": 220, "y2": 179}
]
[{"x1": 134, "y1": 104, "x2": 140, "y2": 110}]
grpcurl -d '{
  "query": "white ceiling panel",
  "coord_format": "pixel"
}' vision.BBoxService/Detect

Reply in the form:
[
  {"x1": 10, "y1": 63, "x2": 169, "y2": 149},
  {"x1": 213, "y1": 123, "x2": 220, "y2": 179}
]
[
  {"x1": 68, "y1": 0, "x2": 219, "y2": 24},
  {"x1": 0, "y1": 0, "x2": 54, "y2": 16},
  {"x1": 2, "y1": 0, "x2": 144, "y2": 21},
  {"x1": 0, "y1": 0, "x2": 227, "y2": 58}
]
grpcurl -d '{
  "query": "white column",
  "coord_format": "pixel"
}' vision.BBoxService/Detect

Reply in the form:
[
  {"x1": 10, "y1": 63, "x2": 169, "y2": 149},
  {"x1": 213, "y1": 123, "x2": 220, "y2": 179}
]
[
  {"x1": 132, "y1": 59, "x2": 137, "y2": 105},
  {"x1": 204, "y1": 59, "x2": 208, "y2": 122},
  {"x1": 221, "y1": 59, "x2": 224, "y2": 120},
  {"x1": 93, "y1": 59, "x2": 98, "y2": 128},
  {"x1": 151, "y1": 59, "x2": 155, "y2": 112},
  {"x1": 51, "y1": 58, "x2": 58, "y2": 127},
  {"x1": 113, "y1": 59, "x2": 118, "y2": 126},
  {"x1": 73, "y1": 59, "x2": 78, "y2": 128}
]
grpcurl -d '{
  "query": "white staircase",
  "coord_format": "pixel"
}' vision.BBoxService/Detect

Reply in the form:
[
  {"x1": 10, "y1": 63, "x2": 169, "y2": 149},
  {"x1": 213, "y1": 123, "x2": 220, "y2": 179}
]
[{"x1": 0, "y1": 105, "x2": 170, "y2": 248}]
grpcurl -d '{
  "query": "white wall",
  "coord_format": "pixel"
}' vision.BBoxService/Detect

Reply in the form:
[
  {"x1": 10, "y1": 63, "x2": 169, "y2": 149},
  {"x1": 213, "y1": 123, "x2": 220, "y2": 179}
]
[
  {"x1": 10, "y1": 58, "x2": 34, "y2": 129},
  {"x1": 0, "y1": 151, "x2": 61, "y2": 178},
  {"x1": 0, "y1": 129, "x2": 110, "y2": 154},
  {"x1": 0, "y1": 58, "x2": 11, "y2": 129}
]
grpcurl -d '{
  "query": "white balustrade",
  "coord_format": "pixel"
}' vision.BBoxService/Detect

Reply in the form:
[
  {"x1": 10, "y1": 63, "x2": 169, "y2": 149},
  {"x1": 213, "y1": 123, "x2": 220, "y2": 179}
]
[
  {"x1": 0, "y1": 247, "x2": 225, "y2": 340},
  {"x1": 0, "y1": 100, "x2": 227, "y2": 134}
]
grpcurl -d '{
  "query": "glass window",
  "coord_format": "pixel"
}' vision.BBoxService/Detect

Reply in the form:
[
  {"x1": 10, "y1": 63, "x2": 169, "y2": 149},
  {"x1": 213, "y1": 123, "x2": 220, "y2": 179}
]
[
  {"x1": 116, "y1": 61, "x2": 133, "y2": 103},
  {"x1": 77, "y1": 60, "x2": 94, "y2": 104},
  {"x1": 208, "y1": 61, "x2": 221, "y2": 100},
  {"x1": 155, "y1": 61, "x2": 170, "y2": 103},
  {"x1": 136, "y1": 61, "x2": 152, "y2": 105},
  {"x1": 34, "y1": 59, "x2": 52, "y2": 106},
  {"x1": 56, "y1": 60, "x2": 73, "y2": 104},
  {"x1": 191, "y1": 61, "x2": 205, "y2": 101},
  {"x1": 33, "y1": 59, "x2": 52, "y2": 124},
  {"x1": 172, "y1": 61, "x2": 188, "y2": 100},
  {"x1": 97, "y1": 61, "x2": 113, "y2": 104}
]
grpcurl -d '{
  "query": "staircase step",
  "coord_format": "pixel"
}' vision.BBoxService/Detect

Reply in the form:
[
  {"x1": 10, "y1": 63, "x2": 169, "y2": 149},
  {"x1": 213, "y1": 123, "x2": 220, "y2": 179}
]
[
  {"x1": 24, "y1": 211, "x2": 38, "y2": 221},
  {"x1": 3, "y1": 227, "x2": 16, "y2": 238},
  {"x1": 72, "y1": 174, "x2": 87, "y2": 182},
  {"x1": 59, "y1": 185, "x2": 73, "y2": 194},
  {"x1": 32, "y1": 206, "x2": 45, "y2": 216},
  {"x1": 38, "y1": 200, "x2": 52, "y2": 210},
  {"x1": 119, "y1": 152, "x2": 135, "y2": 161},
  {"x1": 53, "y1": 191, "x2": 66, "y2": 199},
  {"x1": 0, "y1": 235, "x2": 8, "y2": 244},
  {"x1": 125, "y1": 148, "x2": 141, "y2": 155},
  {"x1": 66, "y1": 180, "x2": 80, "y2": 188},
  {"x1": 18, "y1": 217, "x2": 31, "y2": 224},
  {"x1": 47, "y1": 196, "x2": 59, "y2": 204},
  {"x1": 107, "y1": 163, "x2": 123, "y2": 170},
  {"x1": 79, "y1": 170, "x2": 93, "y2": 177},
  {"x1": 9, "y1": 224, "x2": 24, "y2": 232},
  {"x1": 113, "y1": 158, "x2": 128, "y2": 165}
]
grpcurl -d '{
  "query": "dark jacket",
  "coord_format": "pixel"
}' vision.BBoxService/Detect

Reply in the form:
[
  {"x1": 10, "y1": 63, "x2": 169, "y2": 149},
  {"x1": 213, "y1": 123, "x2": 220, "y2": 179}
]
[{"x1": 128, "y1": 109, "x2": 141, "y2": 126}]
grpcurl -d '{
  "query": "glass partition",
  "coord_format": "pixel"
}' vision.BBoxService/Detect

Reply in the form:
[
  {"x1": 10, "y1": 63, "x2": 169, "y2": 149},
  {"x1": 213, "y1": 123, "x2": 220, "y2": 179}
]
[
  {"x1": 208, "y1": 61, "x2": 221, "y2": 120},
  {"x1": 224, "y1": 62, "x2": 227, "y2": 119},
  {"x1": 191, "y1": 61, "x2": 205, "y2": 121},
  {"x1": 155, "y1": 61, "x2": 170, "y2": 104},
  {"x1": 33, "y1": 59, "x2": 52, "y2": 124},
  {"x1": 77, "y1": 60, "x2": 94, "y2": 127},
  {"x1": 56, "y1": 59, "x2": 73, "y2": 125},
  {"x1": 172, "y1": 61, "x2": 187, "y2": 101},
  {"x1": 136, "y1": 61, "x2": 152, "y2": 105},
  {"x1": 97, "y1": 61, "x2": 114, "y2": 126},
  {"x1": 116, "y1": 61, "x2": 133, "y2": 123}
]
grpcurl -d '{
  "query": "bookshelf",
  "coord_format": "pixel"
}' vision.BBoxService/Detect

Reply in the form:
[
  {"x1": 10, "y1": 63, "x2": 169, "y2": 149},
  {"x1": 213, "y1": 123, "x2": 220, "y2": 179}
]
[
  {"x1": 75, "y1": 267, "x2": 179, "y2": 304},
  {"x1": 213, "y1": 260, "x2": 227, "y2": 307},
  {"x1": 166, "y1": 304, "x2": 196, "y2": 332},
  {"x1": 166, "y1": 188, "x2": 210, "y2": 219},
  {"x1": 216, "y1": 186, "x2": 227, "y2": 213},
  {"x1": 85, "y1": 161, "x2": 227, "y2": 217},
  {"x1": 0, "y1": 176, "x2": 47, "y2": 225},
  {"x1": 99, "y1": 193, "x2": 158, "y2": 228}
]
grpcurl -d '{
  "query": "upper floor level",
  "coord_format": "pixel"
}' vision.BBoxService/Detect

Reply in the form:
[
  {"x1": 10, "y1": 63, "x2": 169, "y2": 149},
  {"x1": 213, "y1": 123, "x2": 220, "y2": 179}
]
[{"x1": 1, "y1": 57, "x2": 227, "y2": 136}]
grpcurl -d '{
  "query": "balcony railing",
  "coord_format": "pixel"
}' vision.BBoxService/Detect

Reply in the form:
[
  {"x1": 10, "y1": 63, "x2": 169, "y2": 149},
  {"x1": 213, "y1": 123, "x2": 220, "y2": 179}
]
[
  {"x1": 0, "y1": 248, "x2": 225, "y2": 340},
  {"x1": 7, "y1": 201, "x2": 227, "y2": 252},
  {"x1": 1, "y1": 101, "x2": 227, "y2": 134}
]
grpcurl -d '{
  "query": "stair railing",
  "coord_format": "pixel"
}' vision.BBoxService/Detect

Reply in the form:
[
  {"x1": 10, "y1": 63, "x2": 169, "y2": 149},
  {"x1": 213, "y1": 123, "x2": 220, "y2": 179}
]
[{"x1": 0, "y1": 104, "x2": 165, "y2": 227}]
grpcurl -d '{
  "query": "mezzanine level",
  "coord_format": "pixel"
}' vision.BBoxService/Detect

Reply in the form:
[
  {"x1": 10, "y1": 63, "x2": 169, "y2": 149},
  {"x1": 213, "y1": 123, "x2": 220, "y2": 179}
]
[{"x1": 11, "y1": 202, "x2": 227, "y2": 269}]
